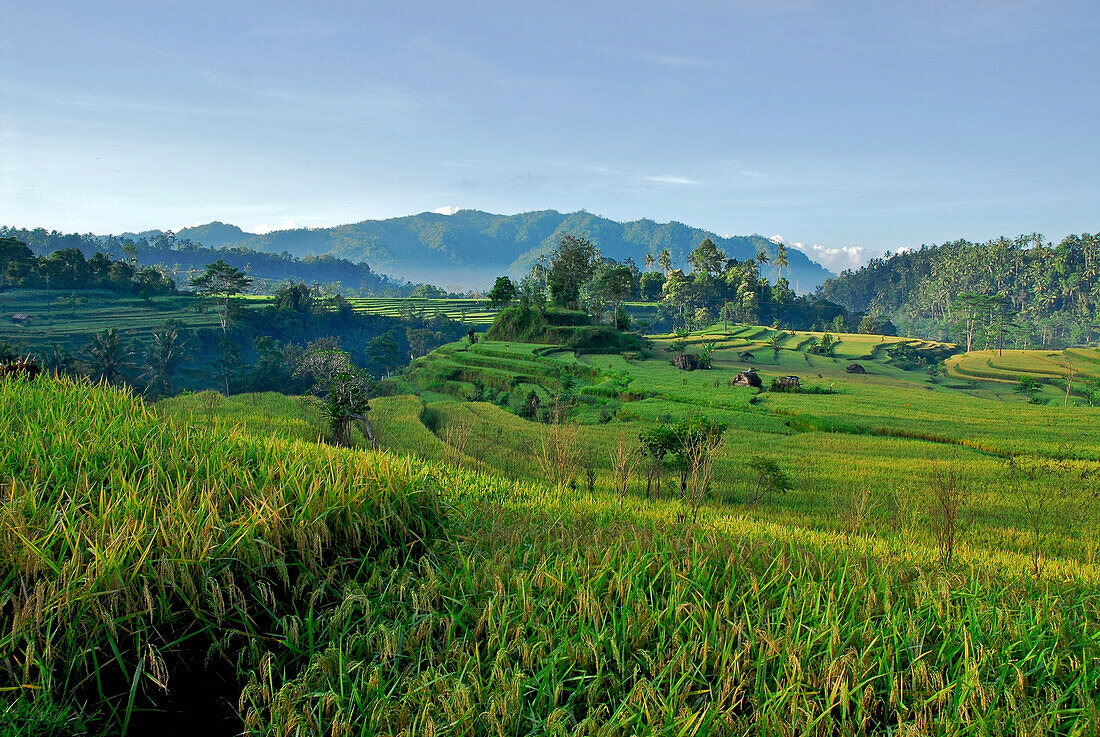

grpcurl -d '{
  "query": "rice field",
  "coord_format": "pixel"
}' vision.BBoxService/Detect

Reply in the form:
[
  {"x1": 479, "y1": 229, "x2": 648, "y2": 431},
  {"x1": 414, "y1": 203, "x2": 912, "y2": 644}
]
[
  {"x1": 6, "y1": 321, "x2": 1100, "y2": 734},
  {"x1": 347, "y1": 297, "x2": 499, "y2": 325},
  {"x1": 0, "y1": 290, "x2": 223, "y2": 351},
  {"x1": 948, "y1": 348, "x2": 1100, "y2": 405}
]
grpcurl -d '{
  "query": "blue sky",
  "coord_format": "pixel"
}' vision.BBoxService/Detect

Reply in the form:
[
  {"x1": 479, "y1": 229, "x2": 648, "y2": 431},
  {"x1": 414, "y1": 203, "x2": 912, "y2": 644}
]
[{"x1": 1, "y1": 1, "x2": 1097, "y2": 271}]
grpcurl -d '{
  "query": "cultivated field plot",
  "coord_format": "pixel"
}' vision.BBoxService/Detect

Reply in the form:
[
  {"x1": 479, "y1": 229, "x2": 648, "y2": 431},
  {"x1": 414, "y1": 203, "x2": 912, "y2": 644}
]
[
  {"x1": 347, "y1": 297, "x2": 499, "y2": 325},
  {"x1": 9, "y1": 323, "x2": 1100, "y2": 735},
  {"x1": 0, "y1": 289, "x2": 223, "y2": 351}
]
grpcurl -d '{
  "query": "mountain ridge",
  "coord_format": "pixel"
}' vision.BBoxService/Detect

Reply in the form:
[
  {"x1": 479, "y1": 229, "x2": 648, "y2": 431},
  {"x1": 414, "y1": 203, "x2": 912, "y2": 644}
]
[{"x1": 140, "y1": 209, "x2": 832, "y2": 291}]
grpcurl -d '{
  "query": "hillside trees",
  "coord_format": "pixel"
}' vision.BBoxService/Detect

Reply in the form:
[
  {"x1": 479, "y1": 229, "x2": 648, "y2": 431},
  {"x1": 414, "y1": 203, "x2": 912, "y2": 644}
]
[
  {"x1": 0, "y1": 236, "x2": 175, "y2": 295},
  {"x1": 486, "y1": 276, "x2": 518, "y2": 309},
  {"x1": 140, "y1": 322, "x2": 189, "y2": 397},
  {"x1": 295, "y1": 348, "x2": 377, "y2": 447},
  {"x1": 547, "y1": 235, "x2": 598, "y2": 308},
  {"x1": 819, "y1": 232, "x2": 1100, "y2": 347},
  {"x1": 191, "y1": 260, "x2": 253, "y2": 333},
  {"x1": 83, "y1": 328, "x2": 135, "y2": 387}
]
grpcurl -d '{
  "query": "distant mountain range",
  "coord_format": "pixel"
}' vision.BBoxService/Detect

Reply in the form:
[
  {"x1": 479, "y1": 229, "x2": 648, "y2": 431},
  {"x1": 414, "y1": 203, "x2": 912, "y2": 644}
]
[{"x1": 123, "y1": 210, "x2": 834, "y2": 291}]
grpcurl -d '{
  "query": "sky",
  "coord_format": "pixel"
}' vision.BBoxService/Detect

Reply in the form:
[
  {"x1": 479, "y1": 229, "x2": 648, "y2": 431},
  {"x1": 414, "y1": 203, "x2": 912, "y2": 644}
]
[{"x1": 1, "y1": 1, "x2": 1097, "y2": 272}]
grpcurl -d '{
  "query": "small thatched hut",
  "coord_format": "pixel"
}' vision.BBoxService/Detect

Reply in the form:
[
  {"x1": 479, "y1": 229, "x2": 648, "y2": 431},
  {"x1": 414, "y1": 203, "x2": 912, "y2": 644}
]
[
  {"x1": 671, "y1": 353, "x2": 704, "y2": 371},
  {"x1": 846, "y1": 363, "x2": 866, "y2": 374},
  {"x1": 731, "y1": 369, "x2": 762, "y2": 388},
  {"x1": 776, "y1": 375, "x2": 801, "y2": 391},
  {"x1": 10, "y1": 313, "x2": 33, "y2": 325},
  {"x1": 739, "y1": 351, "x2": 755, "y2": 362}
]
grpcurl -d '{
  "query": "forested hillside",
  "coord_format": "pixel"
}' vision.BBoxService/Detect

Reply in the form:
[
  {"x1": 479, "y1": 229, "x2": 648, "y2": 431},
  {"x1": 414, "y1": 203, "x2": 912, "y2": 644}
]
[
  {"x1": 0, "y1": 227, "x2": 414, "y2": 296},
  {"x1": 818, "y1": 232, "x2": 1100, "y2": 348},
  {"x1": 114, "y1": 210, "x2": 834, "y2": 291}
]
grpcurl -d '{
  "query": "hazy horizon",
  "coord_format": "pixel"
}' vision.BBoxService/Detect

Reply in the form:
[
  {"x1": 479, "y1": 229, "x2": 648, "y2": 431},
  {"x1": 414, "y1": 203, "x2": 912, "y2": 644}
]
[{"x1": 3, "y1": 1, "x2": 1097, "y2": 272}]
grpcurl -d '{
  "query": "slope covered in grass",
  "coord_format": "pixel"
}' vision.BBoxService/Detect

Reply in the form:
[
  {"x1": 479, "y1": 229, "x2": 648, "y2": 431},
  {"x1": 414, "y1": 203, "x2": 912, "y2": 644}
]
[{"x1": 0, "y1": 377, "x2": 443, "y2": 734}]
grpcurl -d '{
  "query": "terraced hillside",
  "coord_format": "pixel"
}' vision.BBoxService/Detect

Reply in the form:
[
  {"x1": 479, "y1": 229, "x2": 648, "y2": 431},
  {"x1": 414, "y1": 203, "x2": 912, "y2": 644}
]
[
  {"x1": 948, "y1": 347, "x2": 1100, "y2": 403},
  {"x1": 8, "y1": 333, "x2": 1100, "y2": 733},
  {"x1": 347, "y1": 296, "x2": 499, "y2": 325},
  {"x1": 0, "y1": 290, "x2": 224, "y2": 351}
]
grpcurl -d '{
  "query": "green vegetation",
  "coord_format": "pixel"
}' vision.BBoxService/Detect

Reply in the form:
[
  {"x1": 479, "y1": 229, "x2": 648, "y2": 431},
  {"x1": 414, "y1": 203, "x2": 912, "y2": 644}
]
[
  {"x1": 347, "y1": 296, "x2": 499, "y2": 325},
  {"x1": 0, "y1": 226, "x2": 410, "y2": 297},
  {"x1": 8, "y1": 315, "x2": 1100, "y2": 733},
  {"x1": 1, "y1": 376, "x2": 442, "y2": 734},
  {"x1": 516, "y1": 233, "x2": 849, "y2": 335},
  {"x1": 820, "y1": 232, "x2": 1100, "y2": 347},
  {"x1": 8, "y1": 252, "x2": 1100, "y2": 733},
  {"x1": 486, "y1": 305, "x2": 645, "y2": 353}
]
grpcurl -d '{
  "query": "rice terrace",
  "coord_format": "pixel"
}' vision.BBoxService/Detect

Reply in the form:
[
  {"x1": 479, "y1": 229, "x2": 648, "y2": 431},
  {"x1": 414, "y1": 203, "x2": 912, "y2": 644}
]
[{"x1": 5, "y1": 2, "x2": 1100, "y2": 735}]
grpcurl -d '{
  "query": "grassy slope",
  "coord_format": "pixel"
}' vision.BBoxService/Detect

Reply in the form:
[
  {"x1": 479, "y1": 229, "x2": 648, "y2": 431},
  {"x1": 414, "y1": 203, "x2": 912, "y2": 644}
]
[
  {"x1": 7, "y1": 322, "x2": 1100, "y2": 733},
  {"x1": 1, "y1": 377, "x2": 442, "y2": 735}
]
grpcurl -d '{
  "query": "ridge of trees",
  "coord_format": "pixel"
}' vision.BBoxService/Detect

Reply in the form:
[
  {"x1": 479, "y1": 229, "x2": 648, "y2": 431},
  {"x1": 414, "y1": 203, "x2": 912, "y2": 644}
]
[
  {"x1": 0, "y1": 227, "x2": 419, "y2": 297},
  {"x1": 500, "y1": 234, "x2": 852, "y2": 332},
  {"x1": 818, "y1": 233, "x2": 1100, "y2": 348}
]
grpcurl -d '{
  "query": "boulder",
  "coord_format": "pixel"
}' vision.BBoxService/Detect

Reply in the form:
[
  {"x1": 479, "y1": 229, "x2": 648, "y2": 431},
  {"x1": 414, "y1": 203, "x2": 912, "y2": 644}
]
[{"x1": 846, "y1": 363, "x2": 867, "y2": 374}]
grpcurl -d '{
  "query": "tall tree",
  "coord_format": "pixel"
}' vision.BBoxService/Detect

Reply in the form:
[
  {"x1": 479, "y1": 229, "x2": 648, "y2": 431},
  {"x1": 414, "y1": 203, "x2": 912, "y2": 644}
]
[
  {"x1": 486, "y1": 276, "x2": 518, "y2": 309},
  {"x1": 689, "y1": 238, "x2": 726, "y2": 277},
  {"x1": 774, "y1": 243, "x2": 789, "y2": 282},
  {"x1": 83, "y1": 328, "x2": 135, "y2": 387},
  {"x1": 190, "y1": 260, "x2": 252, "y2": 333},
  {"x1": 657, "y1": 248, "x2": 673, "y2": 276},
  {"x1": 141, "y1": 322, "x2": 189, "y2": 397},
  {"x1": 547, "y1": 235, "x2": 598, "y2": 309}
]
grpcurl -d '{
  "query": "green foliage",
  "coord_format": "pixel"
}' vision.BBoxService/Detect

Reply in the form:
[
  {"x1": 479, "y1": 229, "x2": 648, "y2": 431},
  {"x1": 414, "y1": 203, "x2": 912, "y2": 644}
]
[
  {"x1": 294, "y1": 348, "x2": 376, "y2": 445},
  {"x1": 1, "y1": 377, "x2": 442, "y2": 732},
  {"x1": 486, "y1": 275, "x2": 518, "y2": 309},
  {"x1": 1014, "y1": 375, "x2": 1043, "y2": 403},
  {"x1": 820, "y1": 232, "x2": 1100, "y2": 348},
  {"x1": 746, "y1": 455, "x2": 791, "y2": 504},
  {"x1": 546, "y1": 234, "x2": 598, "y2": 308}
]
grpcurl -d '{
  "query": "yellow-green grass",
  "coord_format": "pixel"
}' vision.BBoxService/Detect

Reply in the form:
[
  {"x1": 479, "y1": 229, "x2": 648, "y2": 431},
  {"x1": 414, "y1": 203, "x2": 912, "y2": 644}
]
[
  {"x1": 7, "y1": 374, "x2": 1100, "y2": 734},
  {"x1": 151, "y1": 386, "x2": 1100, "y2": 734},
  {"x1": 232, "y1": 435, "x2": 1100, "y2": 736},
  {"x1": 1, "y1": 376, "x2": 443, "y2": 734}
]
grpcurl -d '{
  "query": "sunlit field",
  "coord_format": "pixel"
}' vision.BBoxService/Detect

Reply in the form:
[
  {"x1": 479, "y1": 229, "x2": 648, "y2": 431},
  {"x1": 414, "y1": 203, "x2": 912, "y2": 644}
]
[{"x1": 5, "y1": 322, "x2": 1100, "y2": 735}]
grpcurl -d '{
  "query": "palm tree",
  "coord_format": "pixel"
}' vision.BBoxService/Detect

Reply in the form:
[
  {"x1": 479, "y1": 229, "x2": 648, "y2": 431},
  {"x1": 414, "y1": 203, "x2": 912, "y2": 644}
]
[
  {"x1": 774, "y1": 243, "x2": 789, "y2": 282},
  {"x1": 644, "y1": 252, "x2": 655, "y2": 272},
  {"x1": 83, "y1": 328, "x2": 135, "y2": 386},
  {"x1": 42, "y1": 344, "x2": 76, "y2": 376},
  {"x1": 141, "y1": 323, "x2": 189, "y2": 396},
  {"x1": 657, "y1": 248, "x2": 673, "y2": 276}
]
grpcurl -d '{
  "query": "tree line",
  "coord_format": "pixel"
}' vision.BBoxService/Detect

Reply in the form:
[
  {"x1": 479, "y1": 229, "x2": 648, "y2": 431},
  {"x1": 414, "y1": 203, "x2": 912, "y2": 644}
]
[
  {"x1": 5, "y1": 260, "x2": 467, "y2": 399},
  {"x1": 818, "y1": 232, "x2": 1100, "y2": 348},
  {"x1": 0, "y1": 236, "x2": 175, "y2": 296},
  {"x1": 488, "y1": 234, "x2": 854, "y2": 332},
  {"x1": 0, "y1": 227, "x2": 422, "y2": 297}
]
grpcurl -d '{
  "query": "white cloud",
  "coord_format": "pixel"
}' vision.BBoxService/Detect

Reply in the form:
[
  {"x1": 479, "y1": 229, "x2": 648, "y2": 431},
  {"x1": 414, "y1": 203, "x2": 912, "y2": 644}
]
[
  {"x1": 768, "y1": 234, "x2": 785, "y2": 244},
  {"x1": 433, "y1": 205, "x2": 460, "y2": 215},
  {"x1": 253, "y1": 219, "x2": 298, "y2": 234},
  {"x1": 790, "y1": 241, "x2": 868, "y2": 272},
  {"x1": 642, "y1": 175, "x2": 700, "y2": 185}
]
